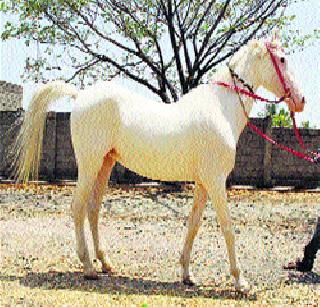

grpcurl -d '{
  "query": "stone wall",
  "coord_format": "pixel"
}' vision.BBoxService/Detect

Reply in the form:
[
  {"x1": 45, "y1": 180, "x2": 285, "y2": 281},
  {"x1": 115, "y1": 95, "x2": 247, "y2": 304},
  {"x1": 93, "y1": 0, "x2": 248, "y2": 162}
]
[
  {"x1": 0, "y1": 81, "x2": 23, "y2": 111},
  {"x1": 0, "y1": 111, "x2": 22, "y2": 177},
  {"x1": 228, "y1": 117, "x2": 270, "y2": 187},
  {"x1": 271, "y1": 128, "x2": 320, "y2": 187},
  {"x1": 0, "y1": 111, "x2": 319, "y2": 187},
  {"x1": 55, "y1": 113, "x2": 78, "y2": 179}
]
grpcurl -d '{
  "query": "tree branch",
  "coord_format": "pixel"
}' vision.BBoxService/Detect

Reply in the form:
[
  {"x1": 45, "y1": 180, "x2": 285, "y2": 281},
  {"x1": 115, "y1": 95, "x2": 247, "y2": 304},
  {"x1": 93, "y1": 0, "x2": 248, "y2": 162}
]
[
  {"x1": 163, "y1": 0, "x2": 186, "y2": 94},
  {"x1": 195, "y1": 0, "x2": 231, "y2": 64},
  {"x1": 66, "y1": 0, "x2": 164, "y2": 79},
  {"x1": 174, "y1": 0, "x2": 192, "y2": 79},
  {"x1": 66, "y1": 58, "x2": 101, "y2": 82},
  {"x1": 194, "y1": 1, "x2": 284, "y2": 85},
  {"x1": 44, "y1": 8, "x2": 165, "y2": 100},
  {"x1": 191, "y1": 0, "x2": 216, "y2": 57}
]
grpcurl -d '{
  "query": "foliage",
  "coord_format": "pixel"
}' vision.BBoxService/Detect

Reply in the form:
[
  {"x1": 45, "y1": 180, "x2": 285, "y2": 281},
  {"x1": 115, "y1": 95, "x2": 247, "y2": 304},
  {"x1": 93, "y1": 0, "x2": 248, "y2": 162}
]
[
  {"x1": 271, "y1": 107, "x2": 293, "y2": 127},
  {"x1": 258, "y1": 104, "x2": 316, "y2": 128},
  {"x1": 0, "y1": 0, "x2": 317, "y2": 102},
  {"x1": 261, "y1": 104, "x2": 292, "y2": 127},
  {"x1": 301, "y1": 120, "x2": 311, "y2": 128},
  {"x1": 257, "y1": 104, "x2": 291, "y2": 127}
]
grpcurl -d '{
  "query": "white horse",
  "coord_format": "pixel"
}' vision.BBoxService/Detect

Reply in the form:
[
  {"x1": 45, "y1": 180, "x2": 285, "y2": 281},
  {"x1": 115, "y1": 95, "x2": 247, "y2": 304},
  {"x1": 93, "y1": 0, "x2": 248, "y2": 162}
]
[{"x1": 14, "y1": 33, "x2": 305, "y2": 291}]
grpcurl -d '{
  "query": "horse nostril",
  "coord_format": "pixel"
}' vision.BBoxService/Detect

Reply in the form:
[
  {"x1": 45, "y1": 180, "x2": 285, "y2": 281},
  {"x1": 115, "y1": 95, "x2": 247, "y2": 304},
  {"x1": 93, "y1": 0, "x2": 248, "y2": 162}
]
[{"x1": 302, "y1": 97, "x2": 305, "y2": 104}]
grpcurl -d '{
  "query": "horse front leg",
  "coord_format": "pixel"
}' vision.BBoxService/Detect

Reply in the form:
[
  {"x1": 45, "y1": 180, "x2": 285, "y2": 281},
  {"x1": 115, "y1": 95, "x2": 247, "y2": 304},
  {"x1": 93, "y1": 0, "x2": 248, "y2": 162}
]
[
  {"x1": 180, "y1": 183, "x2": 207, "y2": 285},
  {"x1": 204, "y1": 176, "x2": 249, "y2": 292}
]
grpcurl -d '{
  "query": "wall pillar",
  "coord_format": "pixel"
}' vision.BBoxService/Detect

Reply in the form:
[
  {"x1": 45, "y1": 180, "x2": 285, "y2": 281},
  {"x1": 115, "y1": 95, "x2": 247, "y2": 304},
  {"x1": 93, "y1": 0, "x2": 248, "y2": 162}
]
[
  {"x1": 263, "y1": 116, "x2": 273, "y2": 187},
  {"x1": 43, "y1": 112, "x2": 57, "y2": 181}
]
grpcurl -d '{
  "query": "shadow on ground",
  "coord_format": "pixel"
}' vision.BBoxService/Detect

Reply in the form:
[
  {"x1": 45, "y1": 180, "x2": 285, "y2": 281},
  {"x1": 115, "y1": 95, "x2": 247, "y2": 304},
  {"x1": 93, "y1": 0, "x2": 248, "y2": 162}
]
[
  {"x1": 1, "y1": 271, "x2": 257, "y2": 301},
  {"x1": 284, "y1": 271, "x2": 320, "y2": 285}
]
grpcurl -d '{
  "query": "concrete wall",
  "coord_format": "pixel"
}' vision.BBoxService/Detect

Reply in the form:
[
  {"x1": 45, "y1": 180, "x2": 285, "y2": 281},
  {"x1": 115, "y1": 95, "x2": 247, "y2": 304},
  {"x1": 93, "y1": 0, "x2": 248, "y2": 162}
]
[
  {"x1": 228, "y1": 117, "x2": 269, "y2": 187},
  {"x1": 271, "y1": 128, "x2": 320, "y2": 187},
  {"x1": 0, "y1": 111, "x2": 319, "y2": 187},
  {"x1": 0, "y1": 111, "x2": 22, "y2": 177},
  {"x1": 0, "y1": 81, "x2": 23, "y2": 111}
]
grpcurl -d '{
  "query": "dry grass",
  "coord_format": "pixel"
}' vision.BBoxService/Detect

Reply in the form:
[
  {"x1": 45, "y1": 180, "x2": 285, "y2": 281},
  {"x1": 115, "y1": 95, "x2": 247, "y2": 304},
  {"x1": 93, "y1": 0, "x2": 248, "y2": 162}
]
[{"x1": 0, "y1": 183, "x2": 319, "y2": 306}]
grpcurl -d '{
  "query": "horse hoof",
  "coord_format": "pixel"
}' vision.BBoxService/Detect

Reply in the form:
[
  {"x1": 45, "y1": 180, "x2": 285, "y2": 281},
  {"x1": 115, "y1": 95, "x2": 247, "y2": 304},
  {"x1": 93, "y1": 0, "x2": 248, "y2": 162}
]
[
  {"x1": 235, "y1": 277, "x2": 250, "y2": 294},
  {"x1": 84, "y1": 272, "x2": 99, "y2": 280},
  {"x1": 183, "y1": 276, "x2": 196, "y2": 286},
  {"x1": 101, "y1": 267, "x2": 115, "y2": 275}
]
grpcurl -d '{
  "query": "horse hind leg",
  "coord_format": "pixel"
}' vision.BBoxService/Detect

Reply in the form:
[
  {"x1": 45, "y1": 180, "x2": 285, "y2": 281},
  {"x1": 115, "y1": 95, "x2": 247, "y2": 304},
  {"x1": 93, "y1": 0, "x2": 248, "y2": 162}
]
[
  {"x1": 88, "y1": 150, "x2": 116, "y2": 274},
  {"x1": 180, "y1": 183, "x2": 207, "y2": 285},
  {"x1": 72, "y1": 161, "x2": 102, "y2": 279}
]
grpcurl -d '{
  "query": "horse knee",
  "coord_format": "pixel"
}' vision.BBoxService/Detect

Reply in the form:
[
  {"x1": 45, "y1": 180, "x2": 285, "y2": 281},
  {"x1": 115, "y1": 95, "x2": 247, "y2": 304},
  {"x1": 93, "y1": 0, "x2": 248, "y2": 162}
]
[
  {"x1": 231, "y1": 267, "x2": 240, "y2": 279},
  {"x1": 78, "y1": 249, "x2": 87, "y2": 262},
  {"x1": 180, "y1": 254, "x2": 186, "y2": 267},
  {"x1": 88, "y1": 194, "x2": 99, "y2": 214},
  {"x1": 221, "y1": 227, "x2": 235, "y2": 245}
]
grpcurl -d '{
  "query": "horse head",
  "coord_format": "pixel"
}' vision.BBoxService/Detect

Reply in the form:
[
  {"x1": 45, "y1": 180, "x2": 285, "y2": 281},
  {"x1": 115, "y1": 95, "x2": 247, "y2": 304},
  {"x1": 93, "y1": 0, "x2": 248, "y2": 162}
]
[{"x1": 250, "y1": 30, "x2": 305, "y2": 113}]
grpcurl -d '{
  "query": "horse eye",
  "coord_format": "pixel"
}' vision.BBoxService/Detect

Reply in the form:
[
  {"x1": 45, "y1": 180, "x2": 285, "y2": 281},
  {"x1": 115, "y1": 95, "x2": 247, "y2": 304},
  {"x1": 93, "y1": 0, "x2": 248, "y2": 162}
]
[{"x1": 280, "y1": 57, "x2": 285, "y2": 63}]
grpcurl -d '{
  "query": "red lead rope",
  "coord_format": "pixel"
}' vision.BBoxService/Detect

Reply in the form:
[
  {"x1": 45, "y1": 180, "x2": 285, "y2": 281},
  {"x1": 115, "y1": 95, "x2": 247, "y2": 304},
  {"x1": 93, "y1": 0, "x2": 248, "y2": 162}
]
[
  {"x1": 291, "y1": 112, "x2": 319, "y2": 158},
  {"x1": 247, "y1": 121, "x2": 319, "y2": 164}
]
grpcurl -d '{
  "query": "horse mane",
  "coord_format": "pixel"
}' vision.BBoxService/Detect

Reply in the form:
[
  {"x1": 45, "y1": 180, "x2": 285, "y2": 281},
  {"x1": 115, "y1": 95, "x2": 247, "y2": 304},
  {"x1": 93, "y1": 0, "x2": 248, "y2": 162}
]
[{"x1": 228, "y1": 41, "x2": 260, "y2": 74}]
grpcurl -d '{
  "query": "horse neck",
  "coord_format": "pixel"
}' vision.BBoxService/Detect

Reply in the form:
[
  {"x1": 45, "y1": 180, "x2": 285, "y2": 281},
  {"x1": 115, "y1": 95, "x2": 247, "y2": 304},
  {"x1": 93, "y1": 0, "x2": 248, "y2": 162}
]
[
  {"x1": 228, "y1": 45, "x2": 261, "y2": 93},
  {"x1": 213, "y1": 57, "x2": 260, "y2": 141}
]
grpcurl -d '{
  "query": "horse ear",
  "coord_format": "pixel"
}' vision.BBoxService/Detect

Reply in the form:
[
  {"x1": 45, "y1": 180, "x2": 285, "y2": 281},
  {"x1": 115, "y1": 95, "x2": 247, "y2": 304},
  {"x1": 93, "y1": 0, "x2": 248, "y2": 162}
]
[
  {"x1": 251, "y1": 40, "x2": 265, "y2": 58},
  {"x1": 271, "y1": 28, "x2": 280, "y2": 43}
]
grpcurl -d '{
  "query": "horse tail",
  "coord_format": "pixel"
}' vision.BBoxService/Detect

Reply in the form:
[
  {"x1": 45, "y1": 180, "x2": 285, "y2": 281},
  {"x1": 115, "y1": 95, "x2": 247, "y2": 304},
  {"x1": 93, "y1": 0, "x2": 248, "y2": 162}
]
[{"x1": 12, "y1": 81, "x2": 78, "y2": 183}]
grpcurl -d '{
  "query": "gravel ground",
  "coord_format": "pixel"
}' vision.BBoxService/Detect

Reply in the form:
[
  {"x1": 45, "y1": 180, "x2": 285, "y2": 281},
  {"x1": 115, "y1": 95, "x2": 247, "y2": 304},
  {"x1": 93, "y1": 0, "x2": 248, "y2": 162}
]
[{"x1": 0, "y1": 183, "x2": 319, "y2": 305}]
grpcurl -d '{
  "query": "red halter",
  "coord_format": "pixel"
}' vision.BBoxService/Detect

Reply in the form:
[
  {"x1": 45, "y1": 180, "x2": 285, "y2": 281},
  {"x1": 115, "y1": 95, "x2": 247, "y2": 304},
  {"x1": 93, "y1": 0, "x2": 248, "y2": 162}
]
[
  {"x1": 265, "y1": 42, "x2": 291, "y2": 99},
  {"x1": 212, "y1": 43, "x2": 291, "y2": 103},
  {"x1": 212, "y1": 42, "x2": 320, "y2": 164}
]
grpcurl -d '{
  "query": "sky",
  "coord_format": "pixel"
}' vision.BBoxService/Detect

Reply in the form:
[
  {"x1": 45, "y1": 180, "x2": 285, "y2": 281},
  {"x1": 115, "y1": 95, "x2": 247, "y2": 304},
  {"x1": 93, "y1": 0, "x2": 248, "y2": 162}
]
[{"x1": 0, "y1": 0, "x2": 319, "y2": 126}]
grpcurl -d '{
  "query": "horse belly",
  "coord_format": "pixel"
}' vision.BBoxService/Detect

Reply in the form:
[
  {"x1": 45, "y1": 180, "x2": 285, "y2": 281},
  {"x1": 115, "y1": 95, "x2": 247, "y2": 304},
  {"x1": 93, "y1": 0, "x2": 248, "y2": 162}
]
[{"x1": 115, "y1": 141, "x2": 195, "y2": 182}]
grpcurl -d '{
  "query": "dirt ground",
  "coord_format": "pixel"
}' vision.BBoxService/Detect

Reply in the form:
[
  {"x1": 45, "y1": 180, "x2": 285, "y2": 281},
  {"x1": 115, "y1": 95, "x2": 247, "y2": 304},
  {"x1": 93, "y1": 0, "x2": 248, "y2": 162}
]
[{"x1": 0, "y1": 183, "x2": 319, "y2": 306}]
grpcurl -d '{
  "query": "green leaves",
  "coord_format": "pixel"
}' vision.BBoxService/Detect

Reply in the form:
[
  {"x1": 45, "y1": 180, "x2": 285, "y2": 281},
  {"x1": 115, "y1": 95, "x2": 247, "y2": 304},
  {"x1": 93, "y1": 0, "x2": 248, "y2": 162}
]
[
  {"x1": 0, "y1": 1, "x2": 7, "y2": 11},
  {"x1": 269, "y1": 106, "x2": 293, "y2": 127},
  {"x1": 201, "y1": 23, "x2": 209, "y2": 31},
  {"x1": 301, "y1": 120, "x2": 311, "y2": 128}
]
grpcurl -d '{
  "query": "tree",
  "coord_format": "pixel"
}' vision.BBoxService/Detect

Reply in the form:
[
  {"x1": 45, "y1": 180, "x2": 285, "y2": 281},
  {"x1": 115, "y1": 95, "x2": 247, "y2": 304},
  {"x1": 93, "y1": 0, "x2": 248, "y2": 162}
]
[
  {"x1": 1, "y1": 0, "x2": 317, "y2": 102},
  {"x1": 258, "y1": 104, "x2": 292, "y2": 127},
  {"x1": 301, "y1": 120, "x2": 311, "y2": 128},
  {"x1": 259, "y1": 104, "x2": 317, "y2": 128},
  {"x1": 271, "y1": 107, "x2": 293, "y2": 127}
]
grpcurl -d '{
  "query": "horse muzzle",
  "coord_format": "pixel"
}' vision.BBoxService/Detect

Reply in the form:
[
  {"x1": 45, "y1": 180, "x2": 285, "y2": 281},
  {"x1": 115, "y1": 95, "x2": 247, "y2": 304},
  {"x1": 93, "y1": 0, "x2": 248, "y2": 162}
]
[{"x1": 285, "y1": 96, "x2": 305, "y2": 113}]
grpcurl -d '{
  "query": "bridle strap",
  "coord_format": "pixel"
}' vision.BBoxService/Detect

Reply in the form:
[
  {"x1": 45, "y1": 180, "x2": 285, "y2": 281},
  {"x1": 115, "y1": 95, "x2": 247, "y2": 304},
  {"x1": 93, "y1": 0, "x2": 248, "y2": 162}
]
[
  {"x1": 211, "y1": 80, "x2": 284, "y2": 104},
  {"x1": 265, "y1": 44, "x2": 315, "y2": 157},
  {"x1": 265, "y1": 43, "x2": 291, "y2": 96},
  {"x1": 227, "y1": 67, "x2": 319, "y2": 163},
  {"x1": 230, "y1": 69, "x2": 250, "y2": 119},
  {"x1": 228, "y1": 66, "x2": 254, "y2": 94}
]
